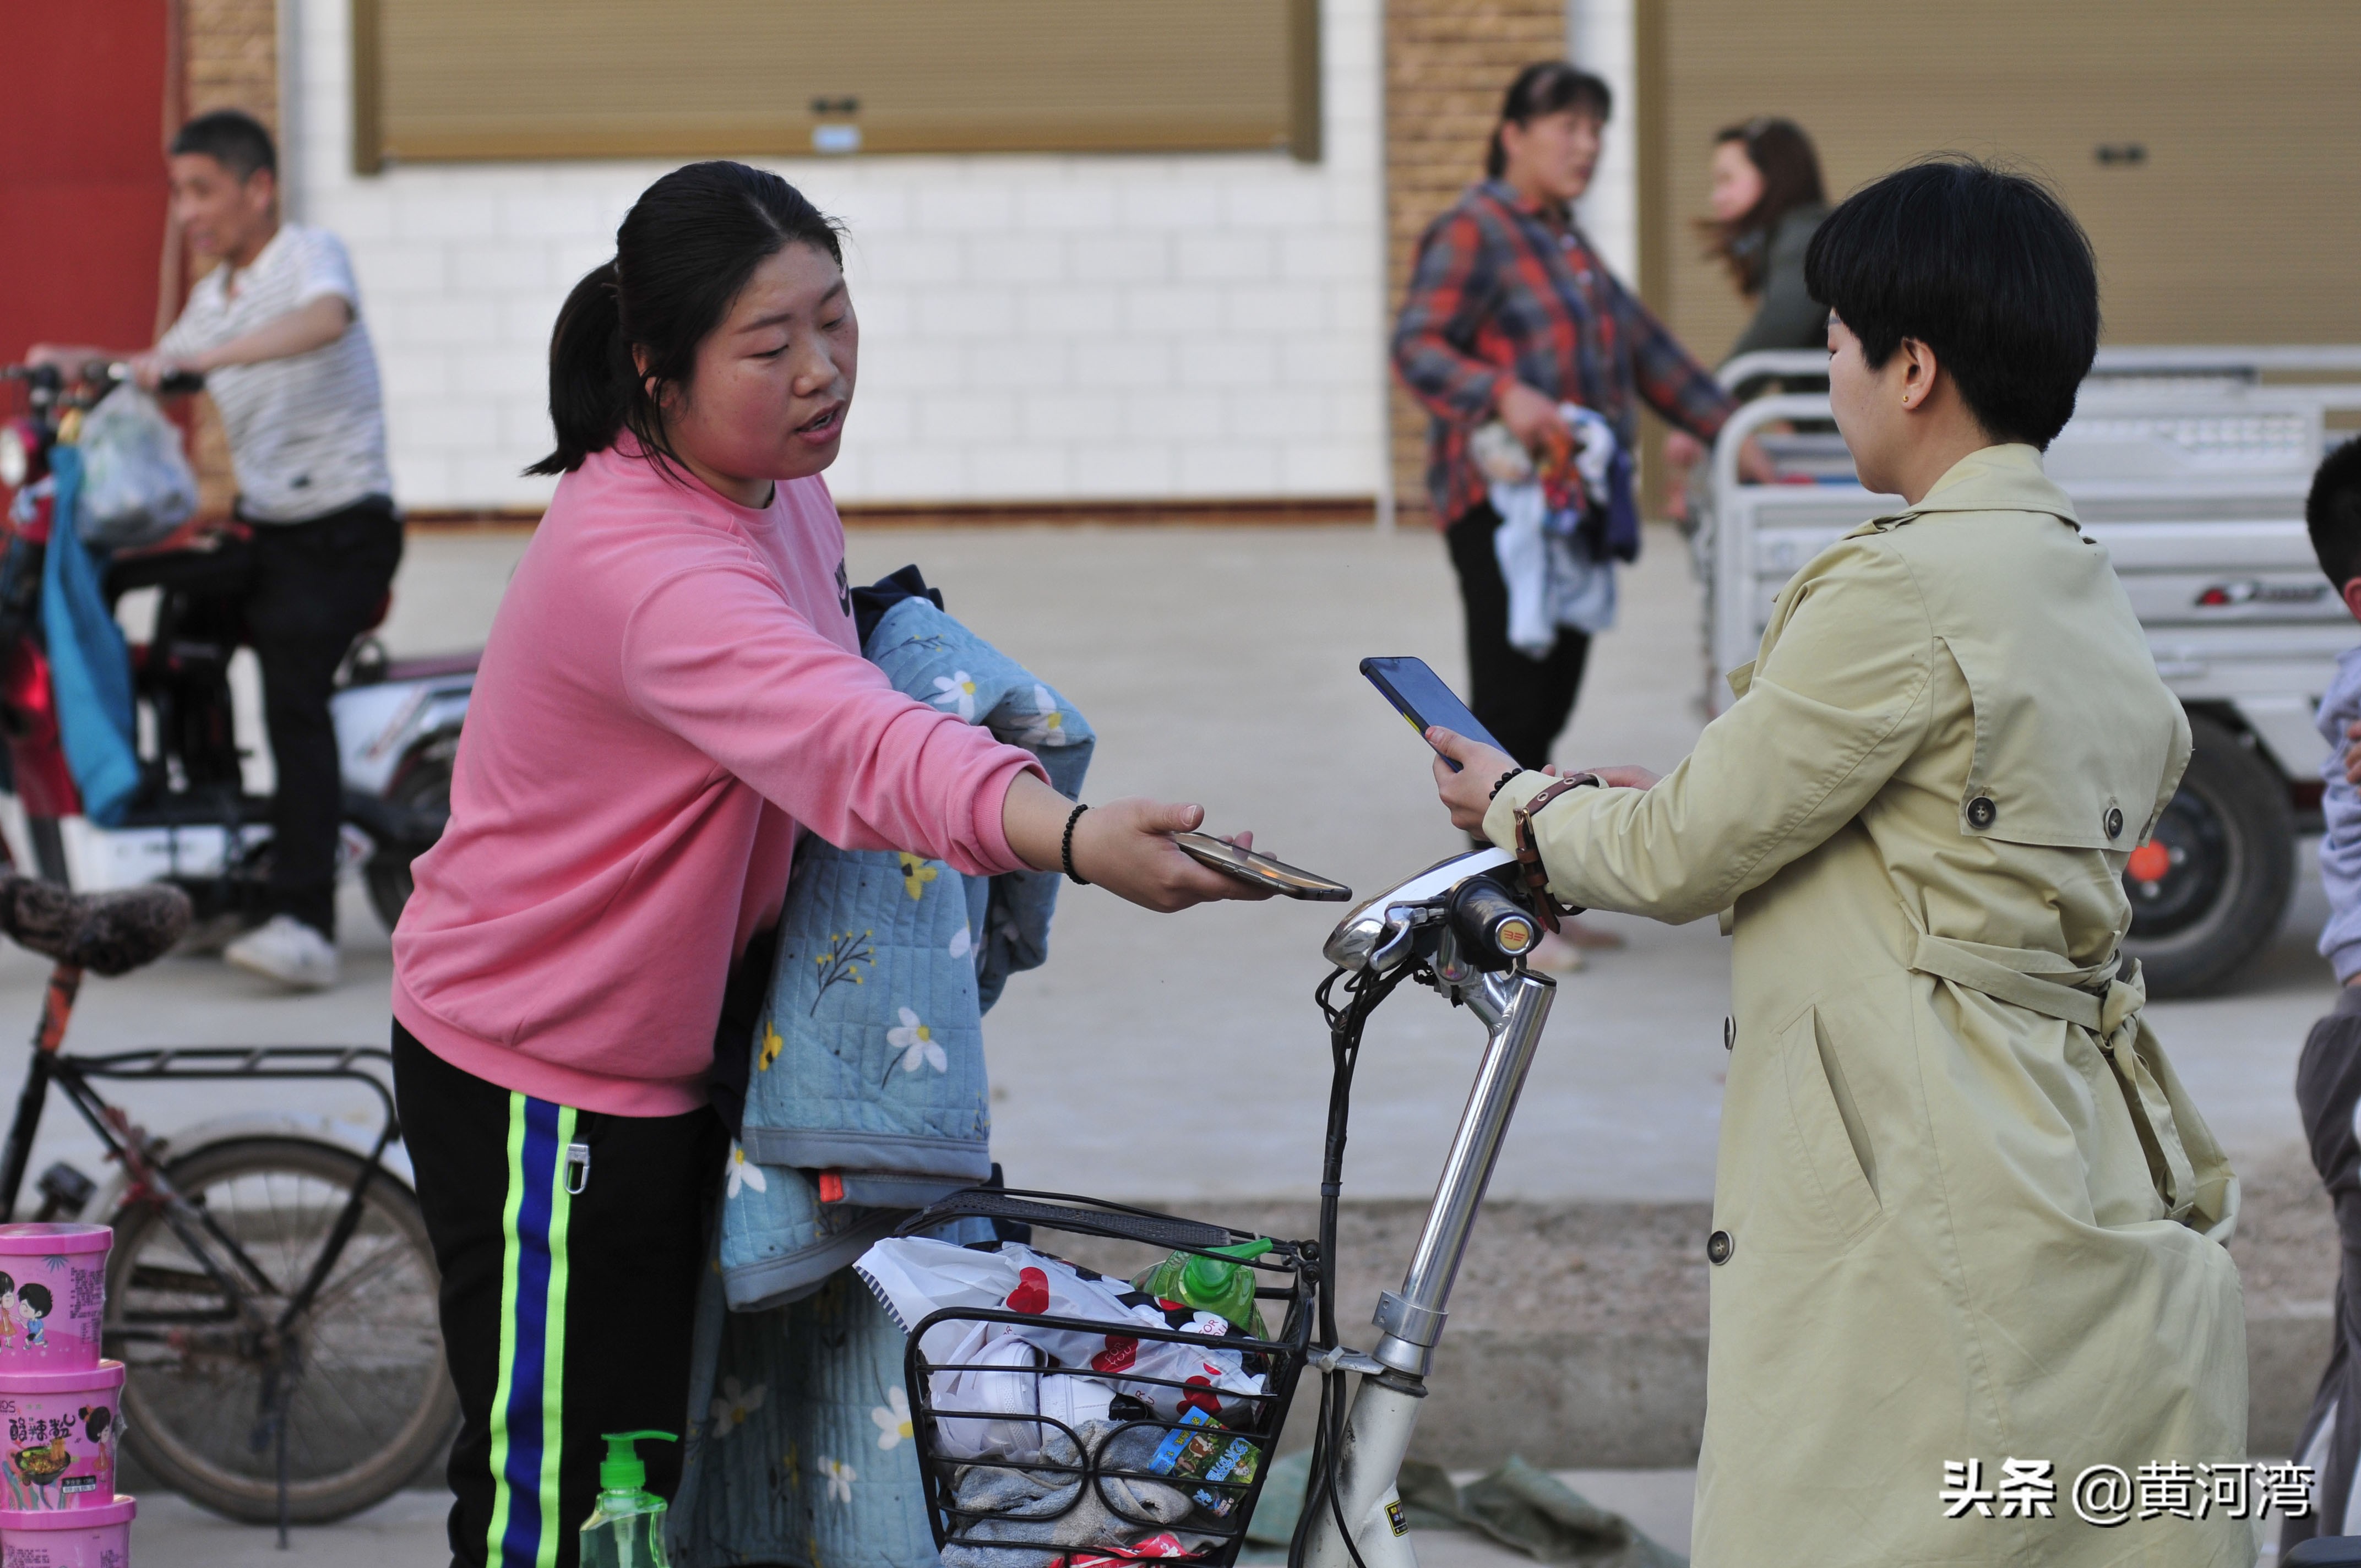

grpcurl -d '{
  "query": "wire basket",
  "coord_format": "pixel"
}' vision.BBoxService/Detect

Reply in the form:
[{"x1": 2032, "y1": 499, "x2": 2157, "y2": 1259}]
[{"x1": 894, "y1": 1189, "x2": 1314, "y2": 1567}]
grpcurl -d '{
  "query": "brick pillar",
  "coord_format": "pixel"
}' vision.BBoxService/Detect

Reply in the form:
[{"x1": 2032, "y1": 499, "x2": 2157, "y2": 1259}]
[
  {"x1": 1384, "y1": 0, "x2": 1568, "y2": 527},
  {"x1": 172, "y1": 0, "x2": 279, "y2": 518}
]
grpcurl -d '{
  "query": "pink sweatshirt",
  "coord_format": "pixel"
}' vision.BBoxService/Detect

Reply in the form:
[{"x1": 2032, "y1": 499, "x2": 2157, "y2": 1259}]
[{"x1": 392, "y1": 442, "x2": 1045, "y2": 1116}]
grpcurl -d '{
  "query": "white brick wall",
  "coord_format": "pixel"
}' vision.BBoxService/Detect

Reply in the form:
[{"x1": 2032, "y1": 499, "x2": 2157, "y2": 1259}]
[{"x1": 287, "y1": 0, "x2": 1385, "y2": 510}]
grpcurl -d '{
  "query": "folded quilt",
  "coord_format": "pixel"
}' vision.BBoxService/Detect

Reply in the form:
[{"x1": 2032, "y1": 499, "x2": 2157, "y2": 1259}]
[{"x1": 719, "y1": 587, "x2": 1092, "y2": 1311}]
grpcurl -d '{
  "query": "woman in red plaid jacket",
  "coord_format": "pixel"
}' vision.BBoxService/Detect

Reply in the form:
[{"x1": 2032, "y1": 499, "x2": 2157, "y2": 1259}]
[{"x1": 1392, "y1": 63, "x2": 1771, "y2": 911}]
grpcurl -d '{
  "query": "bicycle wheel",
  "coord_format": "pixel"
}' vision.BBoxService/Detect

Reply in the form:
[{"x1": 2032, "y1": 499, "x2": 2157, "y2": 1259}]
[{"x1": 104, "y1": 1136, "x2": 459, "y2": 1522}]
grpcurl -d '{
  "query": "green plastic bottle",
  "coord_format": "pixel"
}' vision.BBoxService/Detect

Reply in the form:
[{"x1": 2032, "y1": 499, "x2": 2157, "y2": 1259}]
[
  {"x1": 1131, "y1": 1238, "x2": 1274, "y2": 1336},
  {"x1": 579, "y1": 1430, "x2": 676, "y2": 1568}
]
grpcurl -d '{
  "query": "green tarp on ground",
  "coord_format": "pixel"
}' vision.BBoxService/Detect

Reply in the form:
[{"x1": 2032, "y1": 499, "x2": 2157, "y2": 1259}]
[{"x1": 1242, "y1": 1452, "x2": 1685, "y2": 1566}]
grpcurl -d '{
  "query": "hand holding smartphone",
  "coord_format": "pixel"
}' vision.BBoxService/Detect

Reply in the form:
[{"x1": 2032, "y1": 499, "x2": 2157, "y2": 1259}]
[{"x1": 1360, "y1": 657, "x2": 1509, "y2": 772}]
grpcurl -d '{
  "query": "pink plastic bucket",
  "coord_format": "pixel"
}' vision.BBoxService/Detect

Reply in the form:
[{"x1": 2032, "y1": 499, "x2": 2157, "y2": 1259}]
[
  {"x1": 0, "y1": 1364, "x2": 122, "y2": 1512},
  {"x1": 0, "y1": 1228, "x2": 108, "y2": 1374},
  {"x1": 0, "y1": 1495, "x2": 133, "y2": 1566}
]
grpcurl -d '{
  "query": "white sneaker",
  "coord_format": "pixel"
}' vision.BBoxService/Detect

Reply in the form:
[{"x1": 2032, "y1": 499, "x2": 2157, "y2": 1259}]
[{"x1": 224, "y1": 915, "x2": 341, "y2": 992}]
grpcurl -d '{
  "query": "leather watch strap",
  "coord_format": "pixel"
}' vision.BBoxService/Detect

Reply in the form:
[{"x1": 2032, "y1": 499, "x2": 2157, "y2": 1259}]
[{"x1": 1510, "y1": 774, "x2": 1600, "y2": 934}]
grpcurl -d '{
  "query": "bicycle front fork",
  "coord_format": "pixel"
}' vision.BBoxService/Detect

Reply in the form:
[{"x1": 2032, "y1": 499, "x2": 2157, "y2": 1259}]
[{"x1": 1301, "y1": 968, "x2": 1557, "y2": 1568}]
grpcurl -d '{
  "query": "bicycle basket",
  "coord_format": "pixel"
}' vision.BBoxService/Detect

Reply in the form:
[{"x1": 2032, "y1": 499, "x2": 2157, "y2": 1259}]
[{"x1": 883, "y1": 1189, "x2": 1313, "y2": 1567}]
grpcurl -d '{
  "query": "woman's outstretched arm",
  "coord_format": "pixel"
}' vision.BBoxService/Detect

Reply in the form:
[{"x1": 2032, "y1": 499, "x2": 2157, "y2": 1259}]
[{"x1": 1001, "y1": 773, "x2": 1271, "y2": 912}]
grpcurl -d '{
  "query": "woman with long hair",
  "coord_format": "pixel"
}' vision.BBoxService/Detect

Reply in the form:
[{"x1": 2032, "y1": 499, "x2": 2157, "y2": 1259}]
[
  {"x1": 1701, "y1": 117, "x2": 1829, "y2": 362},
  {"x1": 1664, "y1": 119, "x2": 1830, "y2": 503},
  {"x1": 390, "y1": 160, "x2": 1264, "y2": 1568}
]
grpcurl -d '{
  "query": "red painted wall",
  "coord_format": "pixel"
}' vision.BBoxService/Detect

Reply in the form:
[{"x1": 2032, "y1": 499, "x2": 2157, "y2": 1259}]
[{"x1": 0, "y1": 2, "x2": 172, "y2": 364}]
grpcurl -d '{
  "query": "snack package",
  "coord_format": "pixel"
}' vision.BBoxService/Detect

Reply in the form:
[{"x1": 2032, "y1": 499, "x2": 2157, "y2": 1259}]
[
  {"x1": 1142, "y1": 1408, "x2": 1262, "y2": 1518},
  {"x1": 1063, "y1": 1532, "x2": 1197, "y2": 1567}
]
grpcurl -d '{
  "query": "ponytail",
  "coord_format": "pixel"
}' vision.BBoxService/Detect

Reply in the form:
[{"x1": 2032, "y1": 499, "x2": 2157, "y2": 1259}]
[
  {"x1": 524, "y1": 161, "x2": 846, "y2": 478},
  {"x1": 527, "y1": 262, "x2": 639, "y2": 477}
]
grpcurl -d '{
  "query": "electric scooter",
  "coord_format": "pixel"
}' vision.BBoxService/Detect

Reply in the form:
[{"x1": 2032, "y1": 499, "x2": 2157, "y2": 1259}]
[
  {"x1": 895, "y1": 844, "x2": 1554, "y2": 1568},
  {"x1": 1292, "y1": 843, "x2": 1556, "y2": 1568},
  {"x1": 0, "y1": 360, "x2": 471, "y2": 930}
]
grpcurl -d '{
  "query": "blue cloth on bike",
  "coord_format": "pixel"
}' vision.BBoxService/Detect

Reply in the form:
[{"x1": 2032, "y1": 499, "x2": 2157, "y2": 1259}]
[
  {"x1": 717, "y1": 593, "x2": 1092, "y2": 1313},
  {"x1": 33, "y1": 448, "x2": 139, "y2": 826},
  {"x1": 671, "y1": 1255, "x2": 965, "y2": 1567}
]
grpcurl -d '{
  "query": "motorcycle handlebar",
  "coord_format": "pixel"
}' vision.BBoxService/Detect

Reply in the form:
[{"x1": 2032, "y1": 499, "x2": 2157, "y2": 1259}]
[
  {"x1": 0, "y1": 363, "x2": 205, "y2": 398},
  {"x1": 1450, "y1": 876, "x2": 1540, "y2": 970}
]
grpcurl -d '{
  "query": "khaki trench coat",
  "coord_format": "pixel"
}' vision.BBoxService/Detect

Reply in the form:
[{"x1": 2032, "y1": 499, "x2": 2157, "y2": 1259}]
[{"x1": 1486, "y1": 447, "x2": 2253, "y2": 1566}]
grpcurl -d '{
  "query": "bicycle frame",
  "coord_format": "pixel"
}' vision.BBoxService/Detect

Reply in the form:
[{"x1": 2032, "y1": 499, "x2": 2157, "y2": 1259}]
[
  {"x1": 1296, "y1": 852, "x2": 1559, "y2": 1568},
  {"x1": 0, "y1": 957, "x2": 406, "y2": 1542}
]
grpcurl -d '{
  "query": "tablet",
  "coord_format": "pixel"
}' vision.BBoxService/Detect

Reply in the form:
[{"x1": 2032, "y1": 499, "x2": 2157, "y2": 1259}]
[
  {"x1": 1360, "y1": 656, "x2": 1510, "y2": 772},
  {"x1": 1170, "y1": 831, "x2": 1353, "y2": 901}
]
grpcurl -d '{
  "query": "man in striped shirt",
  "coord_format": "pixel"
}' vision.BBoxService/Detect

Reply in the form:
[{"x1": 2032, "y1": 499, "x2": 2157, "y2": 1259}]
[{"x1": 33, "y1": 110, "x2": 401, "y2": 990}]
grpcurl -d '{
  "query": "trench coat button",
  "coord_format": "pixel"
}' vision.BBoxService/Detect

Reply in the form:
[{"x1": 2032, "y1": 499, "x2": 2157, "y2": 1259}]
[
  {"x1": 1966, "y1": 796, "x2": 1998, "y2": 830},
  {"x1": 1707, "y1": 1229, "x2": 1734, "y2": 1266},
  {"x1": 2105, "y1": 807, "x2": 2124, "y2": 839}
]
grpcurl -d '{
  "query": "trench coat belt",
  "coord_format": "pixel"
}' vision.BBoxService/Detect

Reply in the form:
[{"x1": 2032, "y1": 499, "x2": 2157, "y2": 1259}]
[
  {"x1": 1908, "y1": 930, "x2": 2202, "y2": 1226},
  {"x1": 1905, "y1": 930, "x2": 2139, "y2": 1033}
]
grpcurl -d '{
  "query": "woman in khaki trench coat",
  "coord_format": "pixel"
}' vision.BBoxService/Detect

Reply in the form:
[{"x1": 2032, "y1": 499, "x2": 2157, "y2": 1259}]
[{"x1": 1433, "y1": 162, "x2": 2253, "y2": 1566}]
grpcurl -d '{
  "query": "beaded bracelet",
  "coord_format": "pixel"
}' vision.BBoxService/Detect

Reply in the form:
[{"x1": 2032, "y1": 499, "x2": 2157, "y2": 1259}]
[
  {"x1": 1487, "y1": 767, "x2": 1524, "y2": 802},
  {"x1": 1060, "y1": 803, "x2": 1091, "y2": 885}
]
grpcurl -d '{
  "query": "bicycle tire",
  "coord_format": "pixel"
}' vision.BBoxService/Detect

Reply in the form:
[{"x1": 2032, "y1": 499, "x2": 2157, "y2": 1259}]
[
  {"x1": 363, "y1": 741, "x2": 455, "y2": 935},
  {"x1": 104, "y1": 1136, "x2": 458, "y2": 1523}
]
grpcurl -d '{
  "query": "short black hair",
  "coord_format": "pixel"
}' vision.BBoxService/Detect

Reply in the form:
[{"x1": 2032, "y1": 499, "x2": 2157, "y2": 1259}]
[
  {"x1": 17, "y1": 1283, "x2": 50, "y2": 1316},
  {"x1": 2307, "y1": 439, "x2": 2361, "y2": 589},
  {"x1": 1486, "y1": 63, "x2": 1613, "y2": 181},
  {"x1": 170, "y1": 109, "x2": 276, "y2": 182},
  {"x1": 1804, "y1": 158, "x2": 2098, "y2": 449}
]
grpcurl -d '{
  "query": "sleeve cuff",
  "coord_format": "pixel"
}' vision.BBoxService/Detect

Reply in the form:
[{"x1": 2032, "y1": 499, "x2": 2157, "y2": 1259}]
[
  {"x1": 975, "y1": 754, "x2": 1052, "y2": 877},
  {"x1": 1481, "y1": 770, "x2": 1560, "y2": 854},
  {"x1": 2331, "y1": 935, "x2": 2361, "y2": 988}
]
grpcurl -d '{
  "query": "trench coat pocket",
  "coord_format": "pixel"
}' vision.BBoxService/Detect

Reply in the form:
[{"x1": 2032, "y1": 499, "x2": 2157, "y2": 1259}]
[{"x1": 1778, "y1": 1007, "x2": 1883, "y2": 1246}]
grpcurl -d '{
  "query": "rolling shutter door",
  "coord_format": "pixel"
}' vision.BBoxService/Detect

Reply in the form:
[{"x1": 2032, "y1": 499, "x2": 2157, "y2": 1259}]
[{"x1": 355, "y1": 0, "x2": 1320, "y2": 171}]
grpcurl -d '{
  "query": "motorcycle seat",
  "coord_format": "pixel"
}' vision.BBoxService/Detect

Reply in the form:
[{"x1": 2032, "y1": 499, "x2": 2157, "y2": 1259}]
[{"x1": 0, "y1": 878, "x2": 191, "y2": 976}]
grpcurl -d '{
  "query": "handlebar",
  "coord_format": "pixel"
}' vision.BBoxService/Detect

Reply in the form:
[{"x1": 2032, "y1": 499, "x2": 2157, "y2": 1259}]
[
  {"x1": 1, "y1": 362, "x2": 205, "y2": 401},
  {"x1": 1449, "y1": 876, "x2": 1538, "y2": 968},
  {"x1": 1324, "y1": 846, "x2": 1548, "y2": 976}
]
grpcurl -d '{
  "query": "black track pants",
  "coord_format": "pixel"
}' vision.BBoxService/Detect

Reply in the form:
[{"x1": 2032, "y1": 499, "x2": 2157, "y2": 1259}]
[
  {"x1": 1444, "y1": 502, "x2": 1592, "y2": 771},
  {"x1": 2285, "y1": 986, "x2": 2361, "y2": 1550},
  {"x1": 246, "y1": 498, "x2": 404, "y2": 937},
  {"x1": 394, "y1": 1023, "x2": 724, "y2": 1568}
]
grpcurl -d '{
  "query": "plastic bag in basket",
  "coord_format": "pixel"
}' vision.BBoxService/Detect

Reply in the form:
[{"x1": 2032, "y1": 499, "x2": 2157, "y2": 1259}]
[
  {"x1": 74, "y1": 385, "x2": 197, "y2": 551},
  {"x1": 856, "y1": 1239, "x2": 1267, "y2": 1427},
  {"x1": 928, "y1": 1321, "x2": 1116, "y2": 1460}
]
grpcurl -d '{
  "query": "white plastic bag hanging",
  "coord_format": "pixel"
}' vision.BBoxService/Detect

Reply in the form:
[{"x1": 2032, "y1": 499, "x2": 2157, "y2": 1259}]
[{"x1": 75, "y1": 385, "x2": 197, "y2": 551}]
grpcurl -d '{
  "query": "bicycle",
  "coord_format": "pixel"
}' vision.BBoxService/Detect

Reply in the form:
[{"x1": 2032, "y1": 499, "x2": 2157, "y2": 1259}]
[
  {"x1": 0, "y1": 876, "x2": 456, "y2": 1538},
  {"x1": 896, "y1": 843, "x2": 1556, "y2": 1568}
]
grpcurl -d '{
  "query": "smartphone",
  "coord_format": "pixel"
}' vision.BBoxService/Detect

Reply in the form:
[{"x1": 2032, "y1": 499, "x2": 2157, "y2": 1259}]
[
  {"x1": 1170, "y1": 831, "x2": 1353, "y2": 901},
  {"x1": 1360, "y1": 656, "x2": 1509, "y2": 773}
]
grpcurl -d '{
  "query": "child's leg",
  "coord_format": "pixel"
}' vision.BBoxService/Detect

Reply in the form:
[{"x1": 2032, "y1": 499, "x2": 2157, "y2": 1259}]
[
  {"x1": 396, "y1": 1025, "x2": 723, "y2": 1568},
  {"x1": 2286, "y1": 987, "x2": 2361, "y2": 1552}
]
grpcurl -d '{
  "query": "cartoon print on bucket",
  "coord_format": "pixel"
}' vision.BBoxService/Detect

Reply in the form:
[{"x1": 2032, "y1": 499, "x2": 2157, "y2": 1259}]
[
  {"x1": 0, "y1": 1229, "x2": 108, "y2": 1372},
  {"x1": 0, "y1": 1363, "x2": 123, "y2": 1510}
]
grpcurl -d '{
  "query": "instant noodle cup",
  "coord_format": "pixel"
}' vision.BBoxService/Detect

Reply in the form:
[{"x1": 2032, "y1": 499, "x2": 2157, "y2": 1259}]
[
  {"x1": 0, "y1": 1495, "x2": 134, "y2": 1566},
  {"x1": 0, "y1": 1228, "x2": 108, "y2": 1373},
  {"x1": 0, "y1": 1363, "x2": 123, "y2": 1512}
]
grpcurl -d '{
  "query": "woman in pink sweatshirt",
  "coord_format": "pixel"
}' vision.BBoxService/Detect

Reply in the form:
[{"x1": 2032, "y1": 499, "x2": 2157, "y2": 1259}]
[{"x1": 390, "y1": 161, "x2": 1263, "y2": 1568}]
